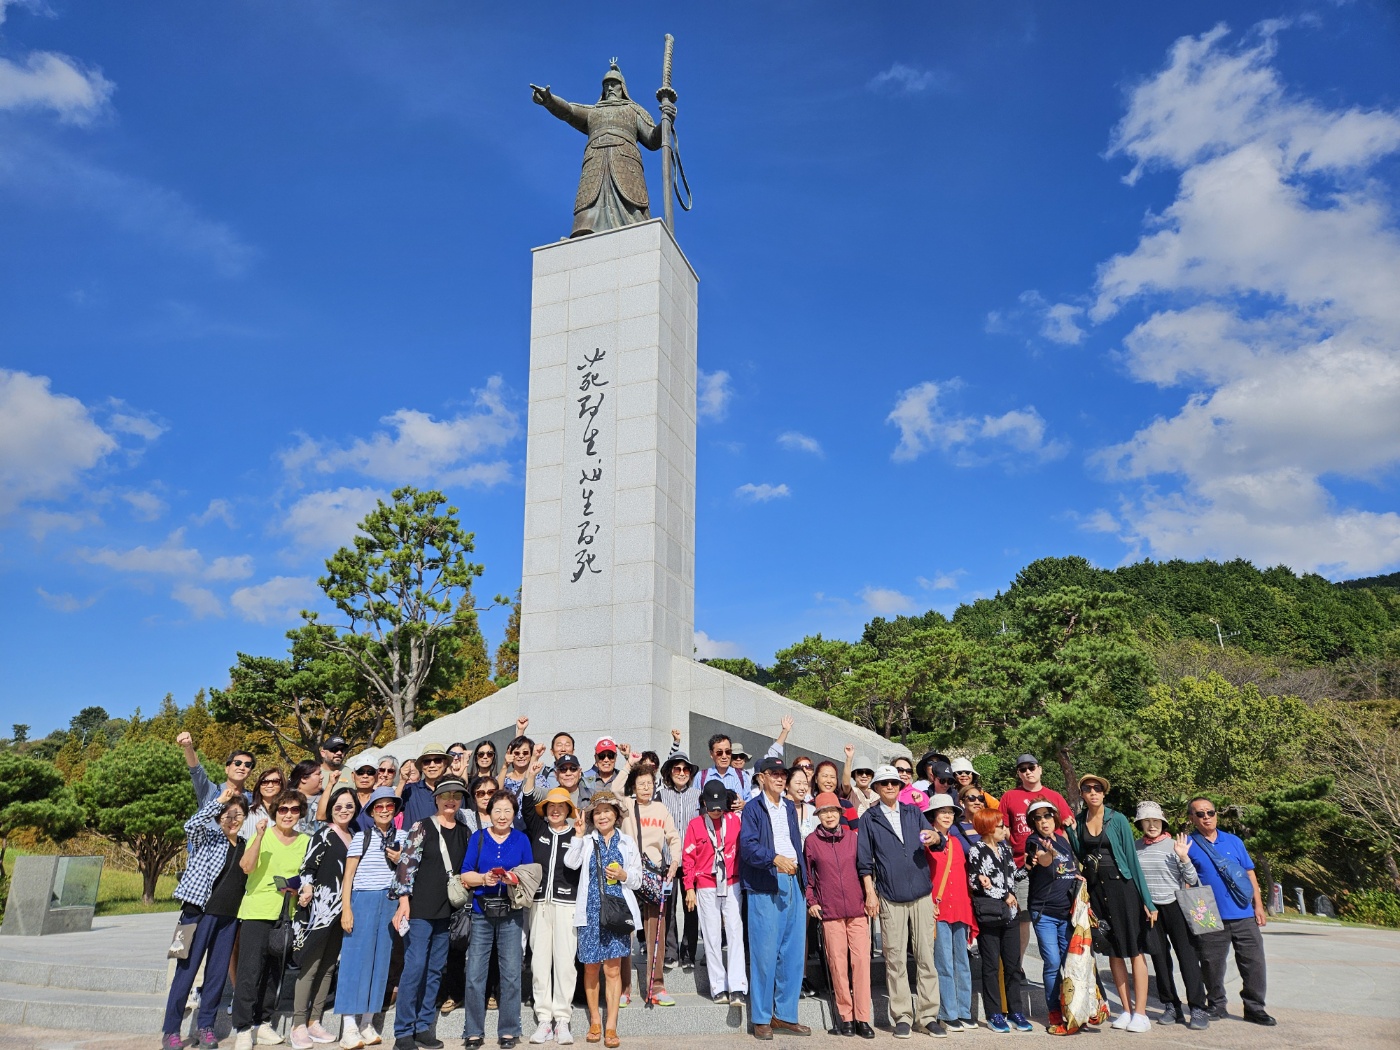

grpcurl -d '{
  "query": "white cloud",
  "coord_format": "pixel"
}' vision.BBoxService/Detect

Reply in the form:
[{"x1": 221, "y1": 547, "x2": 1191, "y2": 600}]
[
  {"x1": 193, "y1": 498, "x2": 234, "y2": 527},
  {"x1": 280, "y1": 486, "x2": 384, "y2": 552},
  {"x1": 78, "y1": 528, "x2": 253, "y2": 581},
  {"x1": 171, "y1": 583, "x2": 223, "y2": 620},
  {"x1": 282, "y1": 377, "x2": 517, "y2": 488},
  {"x1": 735, "y1": 482, "x2": 791, "y2": 502},
  {"x1": 1084, "y1": 23, "x2": 1400, "y2": 575},
  {"x1": 36, "y1": 587, "x2": 97, "y2": 613},
  {"x1": 0, "y1": 51, "x2": 112, "y2": 124},
  {"x1": 694, "y1": 630, "x2": 746, "y2": 660},
  {"x1": 887, "y1": 380, "x2": 1064, "y2": 464},
  {"x1": 697, "y1": 369, "x2": 732, "y2": 422},
  {"x1": 868, "y1": 63, "x2": 951, "y2": 96},
  {"x1": 986, "y1": 290, "x2": 1085, "y2": 346},
  {"x1": 0, "y1": 369, "x2": 117, "y2": 515},
  {"x1": 121, "y1": 489, "x2": 167, "y2": 522},
  {"x1": 917, "y1": 571, "x2": 965, "y2": 591},
  {"x1": 777, "y1": 431, "x2": 823, "y2": 456},
  {"x1": 107, "y1": 410, "x2": 166, "y2": 442},
  {"x1": 231, "y1": 576, "x2": 320, "y2": 625},
  {"x1": 859, "y1": 586, "x2": 917, "y2": 616},
  {"x1": 26, "y1": 508, "x2": 97, "y2": 540}
]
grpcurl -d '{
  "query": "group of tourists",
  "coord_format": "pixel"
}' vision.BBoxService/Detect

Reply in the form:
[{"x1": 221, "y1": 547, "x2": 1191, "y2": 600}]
[{"x1": 162, "y1": 721, "x2": 1274, "y2": 1050}]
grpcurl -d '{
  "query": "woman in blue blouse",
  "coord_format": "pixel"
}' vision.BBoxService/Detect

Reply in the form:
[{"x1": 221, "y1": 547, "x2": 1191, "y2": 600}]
[{"x1": 460, "y1": 789, "x2": 534, "y2": 1050}]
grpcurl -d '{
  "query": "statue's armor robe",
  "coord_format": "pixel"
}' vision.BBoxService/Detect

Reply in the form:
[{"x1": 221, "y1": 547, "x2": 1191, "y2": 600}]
[{"x1": 551, "y1": 96, "x2": 662, "y2": 237}]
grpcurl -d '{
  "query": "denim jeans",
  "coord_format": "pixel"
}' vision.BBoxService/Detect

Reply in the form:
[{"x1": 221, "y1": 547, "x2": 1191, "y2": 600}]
[
  {"x1": 747, "y1": 872, "x2": 805, "y2": 1026},
  {"x1": 463, "y1": 909, "x2": 525, "y2": 1039},
  {"x1": 1031, "y1": 911, "x2": 1071, "y2": 1016},
  {"x1": 933, "y1": 920, "x2": 972, "y2": 1022},
  {"x1": 163, "y1": 910, "x2": 239, "y2": 1036},
  {"x1": 395, "y1": 917, "x2": 451, "y2": 1038}
]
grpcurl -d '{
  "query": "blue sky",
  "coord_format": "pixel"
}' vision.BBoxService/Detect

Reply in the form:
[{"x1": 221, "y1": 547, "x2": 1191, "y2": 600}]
[{"x1": 3, "y1": 1, "x2": 1398, "y2": 735}]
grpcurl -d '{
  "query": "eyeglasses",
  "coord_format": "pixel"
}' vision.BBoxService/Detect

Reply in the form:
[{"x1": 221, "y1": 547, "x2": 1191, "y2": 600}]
[
  {"x1": 712, "y1": 748, "x2": 732, "y2": 756},
  {"x1": 276, "y1": 805, "x2": 301, "y2": 815},
  {"x1": 261, "y1": 779, "x2": 283, "y2": 787},
  {"x1": 1192, "y1": 808, "x2": 1216, "y2": 818},
  {"x1": 478, "y1": 751, "x2": 495, "y2": 759},
  {"x1": 230, "y1": 759, "x2": 254, "y2": 768}
]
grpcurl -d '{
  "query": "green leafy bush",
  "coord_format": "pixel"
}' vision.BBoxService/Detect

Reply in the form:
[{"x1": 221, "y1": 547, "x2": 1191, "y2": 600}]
[{"x1": 1338, "y1": 888, "x2": 1400, "y2": 928}]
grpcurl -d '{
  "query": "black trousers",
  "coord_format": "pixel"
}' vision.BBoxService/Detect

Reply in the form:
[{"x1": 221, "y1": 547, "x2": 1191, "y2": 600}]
[
  {"x1": 232, "y1": 918, "x2": 288, "y2": 1031},
  {"x1": 1147, "y1": 900, "x2": 1206, "y2": 1011},
  {"x1": 1197, "y1": 917, "x2": 1267, "y2": 1015},
  {"x1": 975, "y1": 921, "x2": 1026, "y2": 1018}
]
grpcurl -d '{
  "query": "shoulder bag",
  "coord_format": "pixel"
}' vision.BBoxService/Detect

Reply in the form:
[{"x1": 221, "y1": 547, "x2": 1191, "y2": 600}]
[
  {"x1": 167, "y1": 915, "x2": 200, "y2": 959},
  {"x1": 437, "y1": 819, "x2": 473, "y2": 910},
  {"x1": 266, "y1": 890, "x2": 296, "y2": 958},
  {"x1": 594, "y1": 833, "x2": 637, "y2": 937},
  {"x1": 632, "y1": 800, "x2": 666, "y2": 905},
  {"x1": 1190, "y1": 833, "x2": 1252, "y2": 908}
]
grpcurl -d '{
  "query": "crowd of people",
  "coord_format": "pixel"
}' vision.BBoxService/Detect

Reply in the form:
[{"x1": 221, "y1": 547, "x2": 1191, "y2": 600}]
[{"x1": 163, "y1": 719, "x2": 1275, "y2": 1050}]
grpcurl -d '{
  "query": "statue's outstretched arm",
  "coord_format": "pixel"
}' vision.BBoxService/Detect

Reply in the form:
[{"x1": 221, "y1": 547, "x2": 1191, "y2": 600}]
[{"x1": 531, "y1": 83, "x2": 590, "y2": 134}]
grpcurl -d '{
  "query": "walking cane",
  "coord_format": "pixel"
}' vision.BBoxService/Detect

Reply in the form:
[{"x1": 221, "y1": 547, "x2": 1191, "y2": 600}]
[
  {"x1": 647, "y1": 880, "x2": 670, "y2": 1007},
  {"x1": 812, "y1": 915, "x2": 841, "y2": 1034}
]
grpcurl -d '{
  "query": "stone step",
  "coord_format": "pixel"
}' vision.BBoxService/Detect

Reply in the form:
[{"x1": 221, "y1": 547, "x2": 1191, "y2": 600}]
[
  {"x1": 0, "y1": 956, "x2": 168, "y2": 994},
  {"x1": 0, "y1": 980, "x2": 169, "y2": 1034}
]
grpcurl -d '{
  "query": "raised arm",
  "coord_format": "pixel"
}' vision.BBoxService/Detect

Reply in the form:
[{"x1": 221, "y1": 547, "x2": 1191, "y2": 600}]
[{"x1": 530, "y1": 84, "x2": 590, "y2": 134}]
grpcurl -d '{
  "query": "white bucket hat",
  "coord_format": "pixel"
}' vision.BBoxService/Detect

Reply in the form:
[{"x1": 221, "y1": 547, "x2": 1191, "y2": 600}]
[
  {"x1": 872, "y1": 764, "x2": 903, "y2": 786},
  {"x1": 1134, "y1": 801, "x2": 1166, "y2": 826},
  {"x1": 949, "y1": 757, "x2": 976, "y2": 775}
]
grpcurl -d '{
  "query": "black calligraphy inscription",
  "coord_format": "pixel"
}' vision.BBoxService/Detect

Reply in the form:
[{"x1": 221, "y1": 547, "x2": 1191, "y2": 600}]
[{"x1": 570, "y1": 348, "x2": 608, "y2": 583}]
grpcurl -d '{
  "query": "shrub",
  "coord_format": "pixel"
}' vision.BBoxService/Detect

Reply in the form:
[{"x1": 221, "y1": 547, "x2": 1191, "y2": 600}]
[{"x1": 1337, "y1": 888, "x2": 1400, "y2": 928}]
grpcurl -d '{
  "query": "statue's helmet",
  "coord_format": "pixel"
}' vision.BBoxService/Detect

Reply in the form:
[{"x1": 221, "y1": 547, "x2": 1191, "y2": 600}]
[{"x1": 599, "y1": 60, "x2": 631, "y2": 101}]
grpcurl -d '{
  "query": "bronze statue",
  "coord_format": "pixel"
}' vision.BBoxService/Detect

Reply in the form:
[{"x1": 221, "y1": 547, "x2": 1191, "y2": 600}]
[{"x1": 531, "y1": 61, "x2": 676, "y2": 238}]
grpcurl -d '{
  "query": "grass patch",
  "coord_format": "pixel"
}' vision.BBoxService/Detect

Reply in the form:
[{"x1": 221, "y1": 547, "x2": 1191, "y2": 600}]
[{"x1": 2, "y1": 849, "x2": 181, "y2": 916}]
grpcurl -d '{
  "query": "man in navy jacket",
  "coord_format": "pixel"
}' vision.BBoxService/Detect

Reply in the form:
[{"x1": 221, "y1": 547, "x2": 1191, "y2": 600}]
[
  {"x1": 739, "y1": 756, "x2": 811, "y2": 1040},
  {"x1": 857, "y1": 765, "x2": 945, "y2": 1038}
]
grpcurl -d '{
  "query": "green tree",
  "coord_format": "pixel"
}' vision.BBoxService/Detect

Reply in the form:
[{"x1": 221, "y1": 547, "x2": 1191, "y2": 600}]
[
  {"x1": 702, "y1": 658, "x2": 772, "y2": 687},
  {"x1": 1139, "y1": 674, "x2": 1320, "y2": 813},
  {"x1": 771, "y1": 635, "x2": 865, "y2": 709},
  {"x1": 1312, "y1": 699, "x2": 1400, "y2": 889},
  {"x1": 421, "y1": 605, "x2": 499, "y2": 723},
  {"x1": 1238, "y1": 776, "x2": 1341, "y2": 897},
  {"x1": 211, "y1": 624, "x2": 383, "y2": 763},
  {"x1": 305, "y1": 487, "x2": 505, "y2": 739},
  {"x1": 494, "y1": 590, "x2": 521, "y2": 687},
  {"x1": 836, "y1": 627, "x2": 974, "y2": 743},
  {"x1": 11, "y1": 725, "x2": 28, "y2": 746},
  {"x1": 70, "y1": 705, "x2": 109, "y2": 746},
  {"x1": 975, "y1": 586, "x2": 1157, "y2": 807},
  {"x1": 75, "y1": 740, "x2": 194, "y2": 904},
  {"x1": 0, "y1": 754, "x2": 83, "y2": 879}
]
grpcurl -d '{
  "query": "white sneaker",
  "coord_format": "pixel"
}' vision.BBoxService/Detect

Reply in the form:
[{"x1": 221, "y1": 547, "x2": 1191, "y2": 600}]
[
  {"x1": 257, "y1": 1024, "x2": 285, "y2": 1045},
  {"x1": 1126, "y1": 1014, "x2": 1152, "y2": 1033},
  {"x1": 339, "y1": 1019, "x2": 362, "y2": 1050},
  {"x1": 529, "y1": 1021, "x2": 554, "y2": 1044},
  {"x1": 235, "y1": 1030, "x2": 254, "y2": 1050},
  {"x1": 359, "y1": 1022, "x2": 381, "y2": 1047},
  {"x1": 555, "y1": 1023, "x2": 574, "y2": 1046},
  {"x1": 1110, "y1": 1013, "x2": 1133, "y2": 1030},
  {"x1": 289, "y1": 1025, "x2": 313, "y2": 1050},
  {"x1": 308, "y1": 1024, "x2": 337, "y2": 1044}
]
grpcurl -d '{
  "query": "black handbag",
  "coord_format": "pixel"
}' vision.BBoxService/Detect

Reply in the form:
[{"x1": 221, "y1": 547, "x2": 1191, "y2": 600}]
[
  {"x1": 449, "y1": 900, "x2": 474, "y2": 946},
  {"x1": 972, "y1": 894, "x2": 1010, "y2": 925},
  {"x1": 266, "y1": 891, "x2": 296, "y2": 958},
  {"x1": 1091, "y1": 914, "x2": 1114, "y2": 956},
  {"x1": 594, "y1": 835, "x2": 635, "y2": 938}
]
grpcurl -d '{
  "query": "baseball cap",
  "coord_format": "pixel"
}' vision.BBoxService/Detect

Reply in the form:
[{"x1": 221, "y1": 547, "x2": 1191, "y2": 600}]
[
  {"x1": 322, "y1": 736, "x2": 349, "y2": 752},
  {"x1": 1014, "y1": 753, "x2": 1039, "y2": 769},
  {"x1": 595, "y1": 736, "x2": 618, "y2": 755},
  {"x1": 872, "y1": 764, "x2": 902, "y2": 786},
  {"x1": 754, "y1": 755, "x2": 786, "y2": 776},
  {"x1": 700, "y1": 779, "x2": 729, "y2": 810},
  {"x1": 353, "y1": 762, "x2": 376, "y2": 774},
  {"x1": 929, "y1": 761, "x2": 955, "y2": 782},
  {"x1": 555, "y1": 753, "x2": 581, "y2": 770}
]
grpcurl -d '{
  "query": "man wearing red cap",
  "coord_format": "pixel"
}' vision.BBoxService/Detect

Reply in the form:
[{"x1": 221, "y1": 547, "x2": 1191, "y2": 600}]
[{"x1": 582, "y1": 737, "x2": 625, "y2": 795}]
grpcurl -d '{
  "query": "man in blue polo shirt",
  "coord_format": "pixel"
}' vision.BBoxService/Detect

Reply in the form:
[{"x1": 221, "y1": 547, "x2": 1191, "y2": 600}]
[{"x1": 1185, "y1": 797, "x2": 1274, "y2": 1026}]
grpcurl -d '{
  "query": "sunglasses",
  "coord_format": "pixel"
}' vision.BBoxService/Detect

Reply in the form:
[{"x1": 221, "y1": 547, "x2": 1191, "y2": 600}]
[
  {"x1": 261, "y1": 778, "x2": 283, "y2": 787},
  {"x1": 1017, "y1": 764, "x2": 1038, "y2": 773},
  {"x1": 1192, "y1": 808, "x2": 1217, "y2": 818},
  {"x1": 474, "y1": 789, "x2": 494, "y2": 797},
  {"x1": 355, "y1": 768, "x2": 376, "y2": 775},
  {"x1": 276, "y1": 805, "x2": 301, "y2": 815},
  {"x1": 230, "y1": 759, "x2": 254, "y2": 768},
  {"x1": 449, "y1": 751, "x2": 468, "y2": 759},
  {"x1": 895, "y1": 767, "x2": 913, "y2": 776},
  {"x1": 712, "y1": 748, "x2": 732, "y2": 756},
  {"x1": 378, "y1": 767, "x2": 397, "y2": 774},
  {"x1": 422, "y1": 757, "x2": 446, "y2": 764},
  {"x1": 1081, "y1": 784, "x2": 1105, "y2": 793},
  {"x1": 325, "y1": 747, "x2": 346, "y2": 754},
  {"x1": 964, "y1": 794, "x2": 983, "y2": 803},
  {"x1": 477, "y1": 751, "x2": 495, "y2": 759}
]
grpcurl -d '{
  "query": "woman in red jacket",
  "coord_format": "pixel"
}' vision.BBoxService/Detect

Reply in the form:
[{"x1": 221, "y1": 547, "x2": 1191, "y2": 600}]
[
  {"x1": 681, "y1": 779, "x2": 747, "y2": 1005},
  {"x1": 803, "y1": 792, "x2": 874, "y2": 1039},
  {"x1": 927, "y1": 793, "x2": 978, "y2": 1032}
]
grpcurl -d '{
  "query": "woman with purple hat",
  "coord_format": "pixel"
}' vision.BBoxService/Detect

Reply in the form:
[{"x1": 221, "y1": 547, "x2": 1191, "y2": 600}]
[{"x1": 335, "y1": 786, "x2": 406, "y2": 1048}]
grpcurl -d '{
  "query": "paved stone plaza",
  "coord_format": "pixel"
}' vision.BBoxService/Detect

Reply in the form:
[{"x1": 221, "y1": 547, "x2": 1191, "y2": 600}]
[{"x1": 0, "y1": 913, "x2": 1395, "y2": 1049}]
